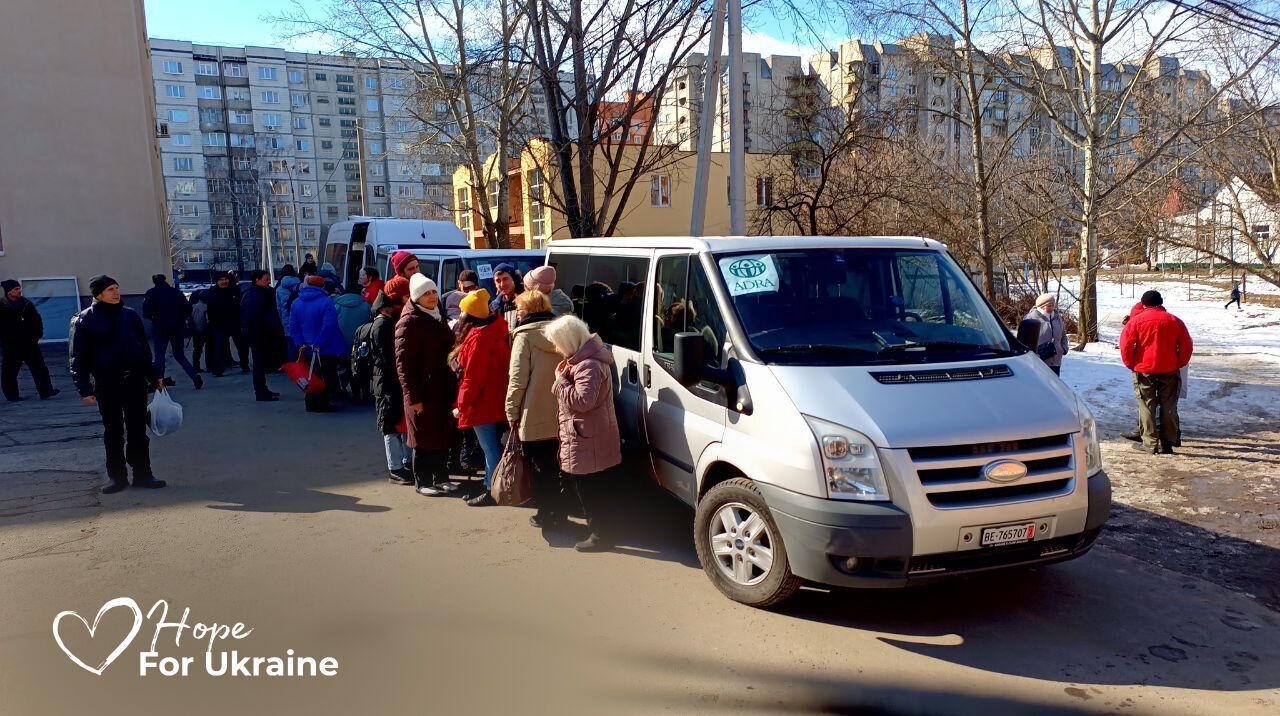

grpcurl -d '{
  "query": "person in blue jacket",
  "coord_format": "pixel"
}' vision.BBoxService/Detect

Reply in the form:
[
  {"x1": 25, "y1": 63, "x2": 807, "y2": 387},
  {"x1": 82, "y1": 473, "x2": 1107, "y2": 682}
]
[
  {"x1": 275, "y1": 264, "x2": 302, "y2": 356},
  {"x1": 289, "y1": 275, "x2": 347, "y2": 412}
]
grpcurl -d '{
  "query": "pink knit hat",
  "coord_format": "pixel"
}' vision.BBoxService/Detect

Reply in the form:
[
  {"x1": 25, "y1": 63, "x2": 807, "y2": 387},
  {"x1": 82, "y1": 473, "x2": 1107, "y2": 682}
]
[{"x1": 524, "y1": 265, "x2": 557, "y2": 293}]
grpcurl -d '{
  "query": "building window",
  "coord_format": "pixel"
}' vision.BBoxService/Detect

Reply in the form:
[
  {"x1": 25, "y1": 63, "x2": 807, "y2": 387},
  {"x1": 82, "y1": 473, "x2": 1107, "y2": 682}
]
[
  {"x1": 326, "y1": 184, "x2": 336, "y2": 195},
  {"x1": 164, "y1": 84, "x2": 186, "y2": 98},
  {"x1": 228, "y1": 88, "x2": 250, "y2": 102},
  {"x1": 173, "y1": 157, "x2": 194, "y2": 171},
  {"x1": 301, "y1": 185, "x2": 314, "y2": 197},
  {"x1": 292, "y1": 93, "x2": 308, "y2": 107},
  {"x1": 336, "y1": 74, "x2": 354, "y2": 83},
  {"x1": 270, "y1": 181, "x2": 290, "y2": 196},
  {"x1": 162, "y1": 60, "x2": 183, "y2": 74},
  {"x1": 201, "y1": 132, "x2": 227, "y2": 147},
  {"x1": 374, "y1": 185, "x2": 386, "y2": 197},
  {"x1": 200, "y1": 108, "x2": 223, "y2": 123},
  {"x1": 318, "y1": 117, "x2": 331, "y2": 127},
  {"x1": 225, "y1": 62, "x2": 245, "y2": 77},
  {"x1": 366, "y1": 99, "x2": 379, "y2": 112},
  {"x1": 293, "y1": 117, "x2": 307, "y2": 130},
  {"x1": 172, "y1": 180, "x2": 196, "y2": 195},
  {"x1": 196, "y1": 62, "x2": 218, "y2": 76},
  {"x1": 230, "y1": 111, "x2": 251, "y2": 124},
  {"x1": 269, "y1": 159, "x2": 288, "y2": 172},
  {"x1": 288, "y1": 69, "x2": 304, "y2": 83},
  {"x1": 755, "y1": 176, "x2": 773, "y2": 207},
  {"x1": 261, "y1": 136, "x2": 286, "y2": 150},
  {"x1": 387, "y1": 76, "x2": 405, "y2": 90},
  {"x1": 364, "y1": 76, "x2": 377, "y2": 90},
  {"x1": 457, "y1": 187, "x2": 471, "y2": 232},
  {"x1": 259, "y1": 66, "x2": 278, "y2": 81},
  {"x1": 1254, "y1": 224, "x2": 1271, "y2": 241},
  {"x1": 171, "y1": 134, "x2": 191, "y2": 146},
  {"x1": 650, "y1": 175, "x2": 671, "y2": 207},
  {"x1": 230, "y1": 133, "x2": 254, "y2": 148},
  {"x1": 261, "y1": 91, "x2": 280, "y2": 104},
  {"x1": 262, "y1": 113, "x2": 281, "y2": 128},
  {"x1": 185, "y1": 251, "x2": 204, "y2": 264},
  {"x1": 296, "y1": 139, "x2": 311, "y2": 151},
  {"x1": 423, "y1": 163, "x2": 441, "y2": 176},
  {"x1": 167, "y1": 109, "x2": 189, "y2": 122},
  {"x1": 234, "y1": 158, "x2": 251, "y2": 171},
  {"x1": 434, "y1": 100, "x2": 449, "y2": 116},
  {"x1": 369, "y1": 141, "x2": 383, "y2": 155},
  {"x1": 869, "y1": 62, "x2": 880, "y2": 76},
  {"x1": 315, "y1": 72, "x2": 327, "y2": 81},
  {"x1": 337, "y1": 83, "x2": 355, "y2": 93},
  {"x1": 528, "y1": 169, "x2": 547, "y2": 241},
  {"x1": 321, "y1": 140, "x2": 333, "y2": 150},
  {"x1": 198, "y1": 86, "x2": 221, "y2": 100},
  {"x1": 370, "y1": 165, "x2": 384, "y2": 177}
]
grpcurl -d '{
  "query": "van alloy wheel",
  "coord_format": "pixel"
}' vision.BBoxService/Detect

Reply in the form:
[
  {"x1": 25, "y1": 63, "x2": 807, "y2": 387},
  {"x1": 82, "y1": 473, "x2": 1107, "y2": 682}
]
[{"x1": 709, "y1": 502, "x2": 774, "y2": 586}]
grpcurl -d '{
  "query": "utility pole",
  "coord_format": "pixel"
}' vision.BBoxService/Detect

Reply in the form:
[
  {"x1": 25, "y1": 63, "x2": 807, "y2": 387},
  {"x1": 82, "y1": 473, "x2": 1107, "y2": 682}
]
[
  {"x1": 283, "y1": 160, "x2": 303, "y2": 265},
  {"x1": 726, "y1": 0, "x2": 746, "y2": 236},
  {"x1": 356, "y1": 117, "x2": 369, "y2": 216},
  {"x1": 690, "y1": 0, "x2": 727, "y2": 237}
]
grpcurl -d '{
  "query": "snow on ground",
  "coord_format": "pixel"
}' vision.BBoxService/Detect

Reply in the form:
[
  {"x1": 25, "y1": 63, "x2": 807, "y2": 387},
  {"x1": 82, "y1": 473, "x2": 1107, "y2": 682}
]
[{"x1": 1039, "y1": 277, "x2": 1280, "y2": 608}]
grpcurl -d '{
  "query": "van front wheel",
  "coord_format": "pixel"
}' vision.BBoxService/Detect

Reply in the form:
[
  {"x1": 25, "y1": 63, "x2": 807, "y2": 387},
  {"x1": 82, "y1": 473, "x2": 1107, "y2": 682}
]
[{"x1": 694, "y1": 478, "x2": 801, "y2": 608}]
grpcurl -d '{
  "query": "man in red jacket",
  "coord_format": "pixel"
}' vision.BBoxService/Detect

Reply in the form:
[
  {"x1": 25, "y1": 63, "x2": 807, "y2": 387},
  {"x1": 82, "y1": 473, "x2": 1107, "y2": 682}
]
[{"x1": 1119, "y1": 290, "x2": 1193, "y2": 454}]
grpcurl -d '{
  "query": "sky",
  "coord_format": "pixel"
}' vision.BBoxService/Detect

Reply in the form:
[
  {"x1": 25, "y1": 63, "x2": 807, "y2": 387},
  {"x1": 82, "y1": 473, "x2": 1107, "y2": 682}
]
[{"x1": 143, "y1": 0, "x2": 824, "y2": 60}]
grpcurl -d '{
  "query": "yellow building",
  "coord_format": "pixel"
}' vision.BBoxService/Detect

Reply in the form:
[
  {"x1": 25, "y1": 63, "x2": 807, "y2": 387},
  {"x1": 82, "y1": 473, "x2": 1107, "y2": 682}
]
[{"x1": 452, "y1": 139, "x2": 788, "y2": 249}]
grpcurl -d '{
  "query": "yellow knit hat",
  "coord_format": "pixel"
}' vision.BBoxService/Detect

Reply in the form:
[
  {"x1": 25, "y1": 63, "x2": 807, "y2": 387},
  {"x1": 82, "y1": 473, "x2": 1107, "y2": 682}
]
[{"x1": 459, "y1": 288, "x2": 491, "y2": 319}]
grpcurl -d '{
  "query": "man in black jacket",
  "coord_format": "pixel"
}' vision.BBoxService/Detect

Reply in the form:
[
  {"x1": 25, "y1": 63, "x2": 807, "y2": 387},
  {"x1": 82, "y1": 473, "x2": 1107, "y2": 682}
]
[
  {"x1": 69, "y1": 276, "x2": 166, "y2": 494},
  {"x1": 0, "y1": 279, "x2": 58, "y2": 401},
  {"x1": 203, "y1": 273, "x2": 245, "y2": 377},
  {"x1": 240, "y1": 270, "x2": 283, "y2": 401},
  {"x1": 142, "y1": 274, "x2": 202, "y2": 390}
]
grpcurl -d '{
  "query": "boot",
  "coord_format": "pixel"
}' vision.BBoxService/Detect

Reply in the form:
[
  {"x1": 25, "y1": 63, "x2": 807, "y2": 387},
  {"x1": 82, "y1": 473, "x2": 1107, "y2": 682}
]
[
  {"x1": 132, "y1": 477, "x2": 167, "y2": 489},
  {"x1": 101, "y1": 480, "x2": 129, "y2": 495},
  {"x1": 574, "y1": 533, "x2": 613, "y2": 552}
]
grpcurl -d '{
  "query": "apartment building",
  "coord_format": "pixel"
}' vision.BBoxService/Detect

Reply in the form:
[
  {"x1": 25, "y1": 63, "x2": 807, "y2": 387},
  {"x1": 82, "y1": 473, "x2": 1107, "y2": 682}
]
[
  {"x1": 1, "y1": 0, "x2": 168, "y2": 334},
  {"x1": 655, "y1": 52, "x2": 812, "y2": 154},
  {"x1": 150, "y1": 39, "x2": 489, "y2": 280}
]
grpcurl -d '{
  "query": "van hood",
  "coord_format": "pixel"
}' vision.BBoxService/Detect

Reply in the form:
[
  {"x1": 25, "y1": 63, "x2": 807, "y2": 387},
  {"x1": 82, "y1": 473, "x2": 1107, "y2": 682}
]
[{"x1": 766, "y1": 354, "x2": 1082, "y2": 448}]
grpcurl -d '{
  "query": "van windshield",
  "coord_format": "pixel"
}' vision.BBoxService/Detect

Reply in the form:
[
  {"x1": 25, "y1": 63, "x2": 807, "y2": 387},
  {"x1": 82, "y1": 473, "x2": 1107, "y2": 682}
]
[{"x1": 713, "y1": 248, "x2": 1019, "y2": 366}]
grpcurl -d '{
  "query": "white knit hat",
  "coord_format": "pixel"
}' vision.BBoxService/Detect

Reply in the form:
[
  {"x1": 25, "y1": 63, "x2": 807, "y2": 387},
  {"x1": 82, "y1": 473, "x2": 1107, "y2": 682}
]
[
  {"x1": 1035, "y1": 292, "x2": 1055, "y2": 308},
  {"x1": 409, "y1": 273, "x2": 439, "y2": 301}
]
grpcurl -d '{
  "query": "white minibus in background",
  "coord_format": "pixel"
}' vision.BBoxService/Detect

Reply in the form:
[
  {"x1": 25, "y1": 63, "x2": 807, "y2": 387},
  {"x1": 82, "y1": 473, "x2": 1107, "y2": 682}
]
[
  {"x1": 542, "y1": 236, "x2": 1110, "y2": 607},
  {"x1": 320, "y1": 218, "x2": 543, "y2": 295}
]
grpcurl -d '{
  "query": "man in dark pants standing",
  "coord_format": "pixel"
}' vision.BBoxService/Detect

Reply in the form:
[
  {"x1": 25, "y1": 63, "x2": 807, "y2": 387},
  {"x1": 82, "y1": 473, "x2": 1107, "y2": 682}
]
[
  {"x1": 1119, "y1": 290, "x2": 1193, "y2": 455},
  {"x1": 240, "y1": 270, "x2": 283, "y2": 401},
  {"x1": 69, "y1": 276, "x2": 166, "y2": 494},
  {"x1": 0, "y1": 279, "x2": 58, "y2": 401},
  {"x1": 204, "y1": 273, "x2": 245, "y2": 377},
  {"x1": 142, "y1": 274, "x2": 202, "y2": 390}
]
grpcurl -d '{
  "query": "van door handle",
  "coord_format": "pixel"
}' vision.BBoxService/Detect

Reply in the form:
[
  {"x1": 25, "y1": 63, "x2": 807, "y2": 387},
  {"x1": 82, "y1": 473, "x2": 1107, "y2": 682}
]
[
  {"x1": 643, "y1": 364, "x2": 651, "y2": 388},
  {"x1": 625, "y1": 359, "x2": 638, "y2": 385}
]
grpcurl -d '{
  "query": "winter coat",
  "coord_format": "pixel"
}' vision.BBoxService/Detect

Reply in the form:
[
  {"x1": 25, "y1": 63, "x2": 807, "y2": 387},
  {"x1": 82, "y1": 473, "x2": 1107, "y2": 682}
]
[
  {"x1": 552, "y1": 334, "x2": 621, "y2": 475},
  {"x1": 203, "y1": 284, "x2": 241, "y2": 334},
  {"x1": 189, "y1": 292, "x2": 209, "y2": 333},
  {"x1": 549, "y1": 288, "x2": 575, "y2": 317},
  {"x1": 276, "y1": 276, "x2": 301, "y2": 335},
  {"x1": 506, "y1": 313, "x2": 560, "y2": 442},
  {"x1": 489, "y1": 289, "x2": 521, "y2": 319},
  {"x1": 289, "y1": 285, "x2": 347, "y2": 357},
  {"x1": 240, "y1": 284, "x2": 284, "y2": 343},
  {"x1": 1120, "y1": 306, "x2": 1193, "y2": 375},
  {"x1": 362, "y1": 279, "x2": 384, "y2": 305},
  {"x1": 142, "y1": 283, "x2": 191, "y2": 335},
  {"x1": 68, "y1": 301, "x2": 155, "y2": 397},
  {"x1": 1024, "y1": 307, "x2": 1068, "y2": 368},
  {"x1": 453, "y1": 315, "x2": 511, "y2": 429},
  {"x1": 0, "y1": 294, "x2": 44, "y2": 348},
  {"x1": 395, "y1": 301, "x2": 456, "y2": 450},
  {"x1": 443, "y1": 289, "x2": 468, "y2": 321},
  {"x1": 333, "y1": 292, "x2": 371, "y2": 348},
  {"x1": 370, "y1": 294, "x2": 404, "y2": 435}
]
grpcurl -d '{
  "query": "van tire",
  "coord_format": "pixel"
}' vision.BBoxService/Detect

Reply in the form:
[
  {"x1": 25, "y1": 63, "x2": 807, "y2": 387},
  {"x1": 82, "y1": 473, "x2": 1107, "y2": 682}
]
[{"x1": 694, "y1": 478, "x2": 802, "y2": 608}]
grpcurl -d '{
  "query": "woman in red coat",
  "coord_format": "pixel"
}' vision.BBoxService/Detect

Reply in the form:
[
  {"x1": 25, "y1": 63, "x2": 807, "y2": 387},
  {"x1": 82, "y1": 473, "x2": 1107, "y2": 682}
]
[
  {"x1": 450, "y1": 289, "x2": 511, "y2": 506},
  {"x1": 395, "y1": 273, "x2": 457, "y2": 496}
]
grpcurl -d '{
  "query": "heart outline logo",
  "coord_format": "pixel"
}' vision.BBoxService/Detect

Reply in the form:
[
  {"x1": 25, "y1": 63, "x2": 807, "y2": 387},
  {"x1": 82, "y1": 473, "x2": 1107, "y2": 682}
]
[{"x1": 52, "y1": 597, "x2": 143, "y2": 675}]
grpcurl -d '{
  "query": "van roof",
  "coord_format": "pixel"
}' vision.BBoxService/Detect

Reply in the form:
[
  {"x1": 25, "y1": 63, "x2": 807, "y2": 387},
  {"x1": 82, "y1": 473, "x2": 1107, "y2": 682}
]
[
  {"x1": 545, "y1": 236, "x2": 946, "y2": 252},
  {"x1": 329, "y1": 218, "x2": 470, "y2": 248}
]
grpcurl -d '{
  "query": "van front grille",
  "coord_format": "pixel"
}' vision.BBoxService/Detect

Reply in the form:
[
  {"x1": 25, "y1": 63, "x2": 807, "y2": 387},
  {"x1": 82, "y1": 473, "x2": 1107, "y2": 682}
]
[
  {"x1": 871, "y1": 364, "x2": 1012, "y2": 385},
  {"x1": 908, "y1": 434, "x2": 1076, "y2": 509}
]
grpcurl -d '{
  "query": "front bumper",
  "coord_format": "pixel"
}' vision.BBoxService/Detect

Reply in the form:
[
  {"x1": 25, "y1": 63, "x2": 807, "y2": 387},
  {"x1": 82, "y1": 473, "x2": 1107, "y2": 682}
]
[{"x1": 760, "y1": 471, "x2": 1111, "y2": 588}]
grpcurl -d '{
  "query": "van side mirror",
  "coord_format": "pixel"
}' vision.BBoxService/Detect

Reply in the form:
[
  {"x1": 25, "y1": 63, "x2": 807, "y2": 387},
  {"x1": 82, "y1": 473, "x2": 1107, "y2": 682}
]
[
  {"x1": 1016, "y1": 318, "x2": 1042, "y2": 351},
  {"x1": 672, "y1": 332, "x2": 705, "y2": 387}
]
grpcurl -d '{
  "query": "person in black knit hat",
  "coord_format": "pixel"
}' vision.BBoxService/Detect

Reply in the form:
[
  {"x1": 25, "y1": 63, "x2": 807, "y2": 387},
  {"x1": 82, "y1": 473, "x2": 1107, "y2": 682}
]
[
  {"x1": 0, "y1": 278, "x2": 59, "y2": 401},
  {"x1": 69, "y1": 275, "x2": 166, "y2": 493}
]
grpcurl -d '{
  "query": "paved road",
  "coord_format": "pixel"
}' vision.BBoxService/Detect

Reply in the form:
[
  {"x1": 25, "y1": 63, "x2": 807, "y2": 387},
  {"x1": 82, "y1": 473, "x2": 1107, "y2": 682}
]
[{"x1": 1, "y1": 354, "x2": 1277, "y2": 715}]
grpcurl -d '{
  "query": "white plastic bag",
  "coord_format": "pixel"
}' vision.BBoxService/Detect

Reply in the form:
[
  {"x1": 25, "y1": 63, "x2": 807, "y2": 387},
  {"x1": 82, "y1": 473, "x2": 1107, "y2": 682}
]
[{"x1": 148, "y1": 387, "x2": 184, "y2": 437}]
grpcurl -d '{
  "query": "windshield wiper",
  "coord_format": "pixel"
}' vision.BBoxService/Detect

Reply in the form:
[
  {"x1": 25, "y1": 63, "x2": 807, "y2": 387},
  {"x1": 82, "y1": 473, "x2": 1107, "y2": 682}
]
[
  {"x1": 877, "y1": 341, "x2": 1016, "y2": 357},
  {"x1": 759, "y1": 345, "x2": 879, "y2": 356}
]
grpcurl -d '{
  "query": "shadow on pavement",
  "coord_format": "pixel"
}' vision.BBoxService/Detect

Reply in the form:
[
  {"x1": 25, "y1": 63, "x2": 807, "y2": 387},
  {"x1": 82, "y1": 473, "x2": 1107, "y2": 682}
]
[{"x1": 207, "y1": 488, "x2": 390, "y2": 514}]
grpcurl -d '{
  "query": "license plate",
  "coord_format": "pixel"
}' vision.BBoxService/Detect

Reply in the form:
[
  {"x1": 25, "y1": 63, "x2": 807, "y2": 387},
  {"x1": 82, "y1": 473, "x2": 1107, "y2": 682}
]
[{"x1": 981, "y1": 522, "x2": 1037, "y2": 547}]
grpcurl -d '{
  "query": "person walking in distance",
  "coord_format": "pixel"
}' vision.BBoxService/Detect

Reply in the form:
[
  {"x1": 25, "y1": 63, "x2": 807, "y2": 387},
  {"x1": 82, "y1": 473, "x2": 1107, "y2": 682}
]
[
  {"x1": 241, "y1": 270, "x2": 284, "y2": 402},
  {"x1": 372, "y1": 287, "x2": 412, "y2": 484},
  {"x1": 0, "y1": 279, "x2": 58, "y2": 401},
  {"x1": 142, "y1": 274, "x2": 201, "y2": 390},
  {"x1": 289, "y1": 275, "x2": 346, "y2": 412},
  {"x1": 188, "y1": 289, "x2": 210, "y2": 373},
  {"x1": 1120, "y1": 290, "x2": 1193, "y2": 455},
  {"x1": 1225, "y1": 283, "x2": 1242, "y2": 311},
  {"x1": 523, "y1": 265, "x2": 576, "y2": 317},
  {"x1": 1024, "y1": 293, "x2": 1069, "y2": 376},
  {"x1": 450, "y1": 289, "x2": 512, "y2": 506},
  {"x1": 69, "y1": 276, "x2": 166, "y2": 493},
  {"x1": 545, "y1": 315, "x2": 622, "y2": 552},
  {"x1": 505, "y1": 290, "x2": 567, "y2": 528},
  {"x1": 204, "y1": 273, "x2": 243, "y2": 377},
  {"x1": 395, "y1": 273, "x2": 457, "y2": 496}
]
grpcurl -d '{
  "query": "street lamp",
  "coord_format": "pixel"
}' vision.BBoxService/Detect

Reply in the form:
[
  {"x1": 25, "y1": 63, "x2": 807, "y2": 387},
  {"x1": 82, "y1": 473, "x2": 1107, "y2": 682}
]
[{"x1": 280, "y1": 160, "x2": 303, "y2": 265}]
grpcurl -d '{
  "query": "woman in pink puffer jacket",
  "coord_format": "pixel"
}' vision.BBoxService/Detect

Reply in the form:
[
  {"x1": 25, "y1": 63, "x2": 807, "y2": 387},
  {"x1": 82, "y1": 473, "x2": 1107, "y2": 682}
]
[{"x1": 545, "y1": 314, "x2": 621, "y2": 552}]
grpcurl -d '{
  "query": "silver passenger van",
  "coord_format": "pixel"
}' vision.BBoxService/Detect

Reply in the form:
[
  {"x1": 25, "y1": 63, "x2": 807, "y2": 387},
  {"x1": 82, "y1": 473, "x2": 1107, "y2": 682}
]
[{"x1": 544, "y1": 236, "x2": 1110, "y2": 607}]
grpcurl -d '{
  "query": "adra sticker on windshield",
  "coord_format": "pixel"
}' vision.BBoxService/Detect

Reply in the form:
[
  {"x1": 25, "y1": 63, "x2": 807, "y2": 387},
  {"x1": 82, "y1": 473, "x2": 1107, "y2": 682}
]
[
  {"x1": 719, "y1": 255, "x2": 780, "y2": 296},
  {"x1": 475, "y1": 263, "x2": 494, "y2": 280}
]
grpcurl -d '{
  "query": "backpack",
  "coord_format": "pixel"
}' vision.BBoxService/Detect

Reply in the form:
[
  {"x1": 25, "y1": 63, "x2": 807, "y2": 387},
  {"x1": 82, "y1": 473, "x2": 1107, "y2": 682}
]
[{"x1": 351, "y1": 321, "x2": 376, "y2": 373}]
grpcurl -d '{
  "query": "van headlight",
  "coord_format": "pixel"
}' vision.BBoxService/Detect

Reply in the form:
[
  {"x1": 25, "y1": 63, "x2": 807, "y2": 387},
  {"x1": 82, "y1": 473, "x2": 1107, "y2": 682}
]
[
  {"x1": 803, "y1": 416, "x2": 890, "y2": 501},
  {"x1": 1076, "y1": 395, "x2": 1103, "y2": 477}
]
